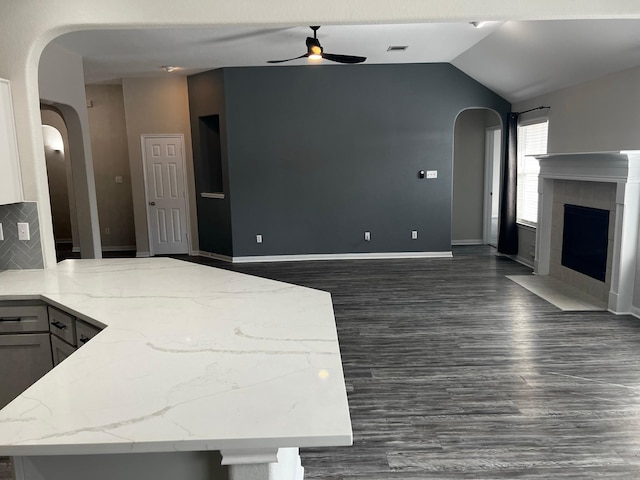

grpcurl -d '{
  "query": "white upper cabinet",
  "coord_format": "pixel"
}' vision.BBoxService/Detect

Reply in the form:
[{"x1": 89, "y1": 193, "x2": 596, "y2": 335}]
[{"x1": 0, "y1": 78, "x2": 24, "y2": 205}]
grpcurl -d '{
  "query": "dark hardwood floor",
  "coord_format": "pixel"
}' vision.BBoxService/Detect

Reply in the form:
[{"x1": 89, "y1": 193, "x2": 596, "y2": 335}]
[
  {"x1": 4, "y1": 246, "x2": 640, "y2": 478},
  {"x1": 182, "y1": 246, "x2": 640, "y2": 479}
]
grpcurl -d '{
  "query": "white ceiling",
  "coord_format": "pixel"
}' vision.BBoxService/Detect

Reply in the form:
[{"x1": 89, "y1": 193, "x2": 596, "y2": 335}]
[{"x1": 53, "y1": 19, "x2": 640, "y2": 103}]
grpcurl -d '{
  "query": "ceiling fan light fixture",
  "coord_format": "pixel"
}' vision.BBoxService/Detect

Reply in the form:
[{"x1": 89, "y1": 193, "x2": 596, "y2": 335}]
[
  {"x1": 309, "y1": 44, "x2": 323, "y2": 61},
  {"x1": 470, "y1": 21, "x2": 486, "y2": 28}
]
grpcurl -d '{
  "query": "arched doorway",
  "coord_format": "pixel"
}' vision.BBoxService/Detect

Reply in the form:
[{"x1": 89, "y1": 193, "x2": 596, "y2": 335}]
[
  {"x1": 452, "y1": 108, "x2": 503, "y2": 247},
  {"x1": 41, "y1": 106, "x2": 79, "y2": 261}
]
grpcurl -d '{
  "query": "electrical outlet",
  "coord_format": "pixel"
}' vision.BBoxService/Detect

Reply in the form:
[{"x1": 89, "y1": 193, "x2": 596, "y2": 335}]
[
  {"x1": 17, "y1": 222, "x2": 30, "y2": 241},
  {"x1": 364, "y1": 231, "x2": 371, "y2": 241},
  {"x1": 426, "y1": 170, "x2": 438, "y2": 179},
  {"x1": 256, "y1": 234, "x2": 263, "y2": 244},
  {"x1": 0, "y1": 223, "x2": 3, "y2": 241},
  {"x1": 115, "y1": 176, "x2": 123, "y2": 184},
  {"x1": 411, "y1": 230, "x2": 418, "y2": 239}
]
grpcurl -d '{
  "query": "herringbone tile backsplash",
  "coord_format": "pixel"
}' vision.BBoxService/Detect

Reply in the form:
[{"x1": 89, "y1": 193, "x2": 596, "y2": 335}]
[{"x1": 0, "y1": 202, "x2": 44, "y2": 270}]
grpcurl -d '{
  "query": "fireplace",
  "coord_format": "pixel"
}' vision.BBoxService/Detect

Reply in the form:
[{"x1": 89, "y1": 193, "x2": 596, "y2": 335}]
[
  {"x1": 534, "y1": 151, "x2": 640, "y2": 314},
  {"x1": 561, "y1": 204, "x2": 609, "y2": 282}
]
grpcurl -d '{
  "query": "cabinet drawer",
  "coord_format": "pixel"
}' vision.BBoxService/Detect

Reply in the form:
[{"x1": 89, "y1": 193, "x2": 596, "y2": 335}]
[
  {"x1": 48, "y1": 306, "x2": 76, "y2": 345},
  {"x1": 51, "y1": 334, "x2": 76, "y2": 367},
  {"x1": 0, "y1": 305, "x2": 48, "y2": 333},
  {"x1": 76, "y1": 320, "x2": 101, "y2": 347}
]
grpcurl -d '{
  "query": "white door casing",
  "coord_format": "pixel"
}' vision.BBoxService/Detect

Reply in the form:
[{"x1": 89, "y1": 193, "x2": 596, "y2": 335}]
[
  {"x1": 142, "y1": 135, "x2": 190, "y2": 255},
  {"x1": 483, "y1": 126, "x2": 501, "y2": 246}
]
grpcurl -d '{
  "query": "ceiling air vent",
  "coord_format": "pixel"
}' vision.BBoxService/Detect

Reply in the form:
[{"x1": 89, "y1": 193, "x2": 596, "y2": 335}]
[{"x1": 387, "y1": 46, "x2": 408, "y2": 52}]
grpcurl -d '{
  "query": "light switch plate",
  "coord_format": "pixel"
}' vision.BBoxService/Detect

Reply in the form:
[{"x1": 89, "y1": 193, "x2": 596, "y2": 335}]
[
  {"x1": 426, "y1": 170, "x2": 438, "y2": 179},
  {"x1": 17, "y1": 222, "x2": 30, "y2": 241},
  {"x1": 115, "y1": 176, "x2": 123, "y2": 184},
  {"x1": 0, "y1": 223, "x2": 3, "y2": 241}
]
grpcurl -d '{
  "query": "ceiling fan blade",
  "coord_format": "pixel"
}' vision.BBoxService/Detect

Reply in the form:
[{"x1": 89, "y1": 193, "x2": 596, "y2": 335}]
[
  {"x1": 267, "y1": 53, "x2": 309, "y2": 64},
  {"x1": 322, "y1": 52, "x2": 366, "y2": 64}
]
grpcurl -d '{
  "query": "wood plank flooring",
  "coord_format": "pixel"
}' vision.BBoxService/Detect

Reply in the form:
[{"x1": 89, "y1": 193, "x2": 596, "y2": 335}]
[
  {"x1": 182, "y1": 246, "x2": 640, "y2": 479},
  {"x1": 4, "y1": 246, "x2": 640, "y2": 478}
]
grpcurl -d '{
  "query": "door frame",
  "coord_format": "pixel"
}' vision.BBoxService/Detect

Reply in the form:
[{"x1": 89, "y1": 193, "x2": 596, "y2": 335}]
[
  {"x1": 140, "y1": 134, "x2": 192, "y2": 257},
  {"x1": 483, "y1": 125, "x2": 502, "y2": 245}
]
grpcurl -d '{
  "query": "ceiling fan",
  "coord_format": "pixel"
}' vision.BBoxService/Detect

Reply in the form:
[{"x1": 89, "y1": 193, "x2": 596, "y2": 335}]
[{"x1": 267, "y1": 26, "x2": 366, "y2": 64}]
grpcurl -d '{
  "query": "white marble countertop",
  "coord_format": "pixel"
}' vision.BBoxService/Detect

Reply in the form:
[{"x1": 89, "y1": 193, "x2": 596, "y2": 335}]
[{"x1": 0, "y1": 258, "x2": 352, "y2": 456}]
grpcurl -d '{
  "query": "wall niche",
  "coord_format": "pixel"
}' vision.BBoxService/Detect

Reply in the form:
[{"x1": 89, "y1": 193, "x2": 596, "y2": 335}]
[{"x1": 198, "y1": 114, "x2": 223, "y2": 195}]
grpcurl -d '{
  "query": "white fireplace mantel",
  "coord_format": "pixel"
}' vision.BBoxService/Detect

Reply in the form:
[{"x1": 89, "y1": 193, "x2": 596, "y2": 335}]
[{"x1": 535, "y1": 150, "x2": 640, "y2": 314}]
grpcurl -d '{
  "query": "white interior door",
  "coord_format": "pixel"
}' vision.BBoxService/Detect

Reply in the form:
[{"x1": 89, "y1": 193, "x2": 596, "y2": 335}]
[
  {"x1": 143, "y1": 135, "x2": 189, "y2": 255},
  {"x1": 484, "y1": 127, "x2": 501, "y2": 246}
]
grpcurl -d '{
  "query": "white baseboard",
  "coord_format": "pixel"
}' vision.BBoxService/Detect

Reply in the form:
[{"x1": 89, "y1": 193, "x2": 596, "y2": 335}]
[
  {"x1": 136, "y1": 251, "x2": 151, "y2": 258},
  {"x1": 451, "y1": 239, "x2": 484, "y2": 246},
  {"x1": 515, "y1": 255, "x2": 534, "y2": 268},
  {"x1": 629, "y1": 305, "x2": 640, "y2": 320},
  {"x1": 72, "y1": 246, "x2": 80, "y2": 253},
  {"x1": 231, "y1": 251, "x2": 452, "y2": 263},
  {"x1": 498, "y1": 252, "x2": 534, "y2": 269},
  {"x1": 196, "y1": 250, "x2": 233, "y2": 263},
  {"x1": 102, "y1": 245, "x2": 136, "y2": 252}
]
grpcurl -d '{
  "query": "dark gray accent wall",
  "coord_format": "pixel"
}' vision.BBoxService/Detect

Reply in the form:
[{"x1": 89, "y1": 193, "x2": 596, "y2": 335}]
[
  {"x1": 0, "y1": 202, "x2": 45, "y2": 270},
  {"x1": 187, "y1": 69, "x2": 233, "y2": 256},
  {"x1": 221, "y1": 63, "x2": 510, "y2": 256}
]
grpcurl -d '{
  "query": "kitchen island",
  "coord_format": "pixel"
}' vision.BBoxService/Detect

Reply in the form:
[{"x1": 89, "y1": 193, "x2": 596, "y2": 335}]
[{"x1": 0, "y1": 258, "x2": 352, "y2": 480}]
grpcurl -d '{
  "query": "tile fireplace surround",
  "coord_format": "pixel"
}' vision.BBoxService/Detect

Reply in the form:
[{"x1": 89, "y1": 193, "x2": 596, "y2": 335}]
[{"x1": 535, "y1": 151, "x2": 640, "y2": 314}]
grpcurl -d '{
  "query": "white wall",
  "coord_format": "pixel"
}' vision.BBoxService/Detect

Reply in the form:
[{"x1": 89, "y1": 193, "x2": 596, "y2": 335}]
[
  {"x1": 39, "y1": 43, "x2": 101, "y2": 261},
  {"x1": 513, "y1": 65, "x2": 640, "y2": 153},
  {"x1": 86, "y1": 85, "x2": 136, "y2": 250},
  {"x1": 1, "y1": 0, "x2": 640, "y2": 267}
]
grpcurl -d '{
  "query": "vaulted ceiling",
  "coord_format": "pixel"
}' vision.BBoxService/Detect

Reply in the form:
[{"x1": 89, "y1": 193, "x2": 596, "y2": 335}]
[{"x1": 53, "y1": 19, "x2": 640, "y2": 103}]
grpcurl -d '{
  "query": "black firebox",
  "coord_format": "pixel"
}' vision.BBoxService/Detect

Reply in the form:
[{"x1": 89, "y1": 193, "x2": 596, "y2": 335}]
[{"x1": 561, "y1": 204, "x2": 609, "y2": 282}]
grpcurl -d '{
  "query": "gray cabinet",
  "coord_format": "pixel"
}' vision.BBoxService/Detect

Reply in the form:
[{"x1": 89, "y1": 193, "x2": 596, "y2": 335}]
[
  {"x1": 48, "y1": 306, "x2": 102, "y2": 366},
  {"x1": 51, "y1": 334, "x2": 76, "y2": 366},
  {"x1": 49, "y1": 306, "x2": 77, "y2": 366},
  {"x1": 0, "y1": 302, "x2": 52, "y2": 408}
]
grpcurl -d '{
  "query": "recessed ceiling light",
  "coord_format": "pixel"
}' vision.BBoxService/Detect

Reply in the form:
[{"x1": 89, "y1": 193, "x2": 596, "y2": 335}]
[
  {"x1": 469, "y1": 21, "x2": 486, "y2": 28},
  {"x1": 161, "y1": 65, "x2": 176, "y2": 73},
  {"x1": 387, "y1": 46, "x2": 408, "y2": 52}
]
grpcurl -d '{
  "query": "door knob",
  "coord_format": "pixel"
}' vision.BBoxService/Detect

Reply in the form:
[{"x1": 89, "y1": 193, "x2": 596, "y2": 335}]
[{"x1": 149, "y1": 201, "x2": 156, "y2": 206}]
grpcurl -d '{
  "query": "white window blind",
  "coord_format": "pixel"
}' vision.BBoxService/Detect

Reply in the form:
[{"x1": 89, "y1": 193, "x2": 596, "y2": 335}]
[{"x1": 517, "y1": 121, "x2": 548, "y2": 226}]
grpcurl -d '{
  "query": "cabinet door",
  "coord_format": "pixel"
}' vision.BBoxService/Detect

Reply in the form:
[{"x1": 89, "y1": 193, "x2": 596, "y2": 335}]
[
  {"x1": 0, "y1": 78, "x2": 23, "y2": 205},
  {"x1": 0, "y1": 333, "x2": 52, "y2": 409},
  {"x1": 51, "y1": 334, "x2": 76, "y2": 367},
  {"x1": 76, "y1": 320, "x2": 101, "y2": 347}
]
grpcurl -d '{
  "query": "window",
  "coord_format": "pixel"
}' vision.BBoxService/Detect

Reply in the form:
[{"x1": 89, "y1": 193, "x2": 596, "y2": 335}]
[{"x1": 517, "y1": 120, "x2": 548, "y2": 226}]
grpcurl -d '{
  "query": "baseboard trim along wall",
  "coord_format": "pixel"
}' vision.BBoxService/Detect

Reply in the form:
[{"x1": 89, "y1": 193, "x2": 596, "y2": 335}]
[
  {"x1": 102, "y1": 245, "x2": 136, "y2": 252},
  {"x1": 196, "y1": 251, "x2": 233, "y2": 263},
  {"x1": 197, "y1": 251, "x2": 453, "y2": 264},
  {"x1": 136, "y1": 251, "x2": 151, "y2": 258},
  {"x1": 451, "y1": 239, "x2": 484, "y2": 246},
  {"x1": 630, "y1": 305, "x2": 640, "y2": 321},
  {"x1": 515, "y1": 255, "x2": 534, "y2": 268}
]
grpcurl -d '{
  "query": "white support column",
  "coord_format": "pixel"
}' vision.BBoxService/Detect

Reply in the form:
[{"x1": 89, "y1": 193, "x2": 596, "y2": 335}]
[
  {"x1": 221, "y1": 448, "x2": 303, "y2": 480},
  {"x1": 609, "y1": 181, "x2": 640, "y2": 313},
  {"x1": 535, "y1": 177, "x2": 554, "y2": 275}
]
